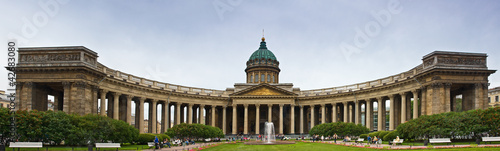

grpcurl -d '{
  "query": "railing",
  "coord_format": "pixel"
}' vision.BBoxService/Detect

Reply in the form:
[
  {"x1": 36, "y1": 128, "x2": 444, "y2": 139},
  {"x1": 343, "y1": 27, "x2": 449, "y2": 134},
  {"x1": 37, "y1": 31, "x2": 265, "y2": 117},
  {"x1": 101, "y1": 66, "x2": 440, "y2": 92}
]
[
  {"x1": 97, "y1": 62, "x2": 425, "y2": 98},
  {"x1": 97, "y1": 63, "x2": 228, "y2": 97},
  {"x1": 299, "y1": 63, "x2": 425, "y2": 96}
]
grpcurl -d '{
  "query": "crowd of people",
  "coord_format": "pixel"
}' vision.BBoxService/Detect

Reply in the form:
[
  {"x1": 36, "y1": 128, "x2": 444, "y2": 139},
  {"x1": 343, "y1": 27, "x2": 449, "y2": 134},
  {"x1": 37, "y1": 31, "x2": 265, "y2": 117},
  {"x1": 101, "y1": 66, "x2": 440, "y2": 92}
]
[{"x1": 153, "y1": 136, "x2": 223, "y2": 149}]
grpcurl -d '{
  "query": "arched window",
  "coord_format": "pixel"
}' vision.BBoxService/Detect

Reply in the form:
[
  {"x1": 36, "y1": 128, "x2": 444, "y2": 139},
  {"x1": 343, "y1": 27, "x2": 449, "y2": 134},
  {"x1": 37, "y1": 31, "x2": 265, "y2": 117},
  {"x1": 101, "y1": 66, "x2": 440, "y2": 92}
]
[
  {"x1": 267, "y1": 75, "x2": 271, "y2": 82},
  {"x1": 254, "y1": 74, "x2": 258, "y2": 83},
  {"x1": 261, "y1": 74, "x2": 265, "y2": 82},
  {"x1": 272, "y1": 75, "x2": 275, "y2": 83},
  {"x1": 250, "y1": 75, "x2": 253, "y2": 83}
]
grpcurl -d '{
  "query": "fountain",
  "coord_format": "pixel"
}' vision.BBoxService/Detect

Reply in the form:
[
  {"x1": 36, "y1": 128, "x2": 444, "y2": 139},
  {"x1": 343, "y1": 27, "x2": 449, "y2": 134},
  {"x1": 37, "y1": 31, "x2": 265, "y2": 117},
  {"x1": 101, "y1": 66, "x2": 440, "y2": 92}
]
[
  {"x1": 243, "y1": 122, "x2": 295, "y2": 145},
  {"x1": 264, "y1": 122, "x2": 276, "y2": 143}
]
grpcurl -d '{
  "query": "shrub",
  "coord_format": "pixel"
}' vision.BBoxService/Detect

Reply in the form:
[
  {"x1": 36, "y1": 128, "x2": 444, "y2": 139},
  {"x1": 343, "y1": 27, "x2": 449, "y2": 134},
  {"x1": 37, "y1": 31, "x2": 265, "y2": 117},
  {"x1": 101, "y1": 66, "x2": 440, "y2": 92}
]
[
  {"x1": 309, "y1": 122, "x2": 369, "y2": 137},
  {"x1": 166, "y1": 123, "x2": 223, "y2": 139},
  {"x1": 135, "y1": 133, "x2": 156, "y2": 144},
  {"x1": 383, "y1": 130, "x2": 398, "y2": 141},
  {"x1": 368, "y1": 131, "x2": 380, "y2": 138},
  {"x1": 378, "y1": 131, "x2": 390, "y2": 140},
  {"x1": 359, "y1": 134, "x2": 368, "y2": 139}
]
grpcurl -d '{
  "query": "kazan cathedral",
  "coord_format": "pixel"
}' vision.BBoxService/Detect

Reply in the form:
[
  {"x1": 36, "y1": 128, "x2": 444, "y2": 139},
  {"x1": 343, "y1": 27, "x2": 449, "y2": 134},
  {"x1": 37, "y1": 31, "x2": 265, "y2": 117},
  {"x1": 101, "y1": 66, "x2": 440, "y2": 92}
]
[{"x1": 13, "y1": 36, "x2": 495, "y2": 135}]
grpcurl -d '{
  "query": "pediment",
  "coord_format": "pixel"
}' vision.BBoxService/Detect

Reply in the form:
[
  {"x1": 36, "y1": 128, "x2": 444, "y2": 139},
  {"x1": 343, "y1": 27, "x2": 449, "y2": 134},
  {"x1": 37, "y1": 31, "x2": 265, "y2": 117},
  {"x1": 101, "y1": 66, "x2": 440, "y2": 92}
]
[
  {"x1": 231, "y1": 83, "x2": 297, "y2": 97},
  {"x1": 242, "y1": 87, "x2": 286, "y2": 96}
]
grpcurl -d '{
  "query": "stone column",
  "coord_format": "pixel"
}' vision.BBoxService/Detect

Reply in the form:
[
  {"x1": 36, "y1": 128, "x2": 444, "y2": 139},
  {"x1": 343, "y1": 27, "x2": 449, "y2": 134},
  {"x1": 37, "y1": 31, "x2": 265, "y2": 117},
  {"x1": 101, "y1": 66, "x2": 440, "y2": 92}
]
[
  {"x1": 321, "y1": 104, "x2": 326, "y2": 124},
  {"x1": 113, "y1": 92, "x2": 121, "y2": 120},
  {"x1": 400, "y1": 92, "x2": 407, "y2": 123},
  {"x1": 99, "y1": 89, "x2": 107, "y2": 116},
  {"x1": 255, "y1": 104, "x2": 260, "y2": 134},
  {"x1": 290, "y1": 104, "x2": 295, "y2": 134},
  {"x1": 125, "y1": 95, "x2": 132, "y2": 125},
  {"x1": 355, "y1": 101, "x2": 360, "y2": 125},
  {"x1": 268, "y1": 104, "x2": 272, "y2": 122},
  {"x1": 200, "y1": 105, "x2": 205, "y2": 125},
  {"x1": 310, "y1": 105, "x2": 315, "y2": 128},
  {"x1": 412, "y1": 90, "x2": 419, "y2": 119},
  {"x1": 162, "y1": 102, "x2": 169, "y2": 132},
  {"x1": 332, "y1": 103, "x2": 337, "y2": 122},
  {"x1": 349, "y1": 104, "x2": 353, "y2": 123},
  {"x1": 299, "y1": 106, "x2": 304, "y2": 134},
  {"x1": 222, "y1": 106, "x2": 227, "y2": 134},
  {"x1": 279, "y1": 104, "x2": 284, "y2": 134},
  {"x1": 244, "y1": 104, "x2": 249, "y2": 134},
  {"x1": 211, "y1": 106, "x2": 216, "y2": 127},
  {"x1": 389, "y1": 95, "x2": 395, "y2": 130},
  {"x1": 343, "y1": 102, "x2": 348, "y2": 123},
  {"x1": 187, "y1": 103, "x2": 193, "y2": 124},
  {"x1": 366, "y1": 99, "x2": 372, "y2": 130},
  {"x1": 138, "y1": 97, "x2": 145, "y2": 133},
  {"x1": 150, "y1": 100, "x2": 158, "y2": 133},
  {"x1": 62, "y1": 82, "x2": 70, "y2": 113},
  {"x1": 377, "y1": 97, "x2": 383, "y2": 131},
  {"x1": 176, "y1": 103, "x2": 181, "y2": 126},
  {"x1": 232, "y1": 105, "x2": 237, "y2": 135}
]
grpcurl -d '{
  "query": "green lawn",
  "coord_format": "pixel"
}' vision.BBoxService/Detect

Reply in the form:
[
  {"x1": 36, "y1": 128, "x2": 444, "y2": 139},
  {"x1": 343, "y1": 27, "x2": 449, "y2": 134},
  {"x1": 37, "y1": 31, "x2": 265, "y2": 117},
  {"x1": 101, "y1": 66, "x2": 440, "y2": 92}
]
[{"x1": 201, "y1": 141, "x2": 500, "y2": 151}]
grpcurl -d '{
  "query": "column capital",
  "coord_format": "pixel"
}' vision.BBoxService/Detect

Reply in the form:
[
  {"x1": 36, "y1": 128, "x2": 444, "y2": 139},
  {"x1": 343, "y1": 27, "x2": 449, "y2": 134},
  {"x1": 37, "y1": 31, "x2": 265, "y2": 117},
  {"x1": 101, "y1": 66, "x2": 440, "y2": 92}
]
[
  {"x1": 376, "y1": 97, "x2": 383, "y2": 101},
  {"x1": 320, "y1": 104, "x2": 325, "y2": 107},
  {"x1": 331, "y1": 103, "x2": 337, "y2": 106},
  {"x1": 123, "y1": 94, "x2": 132, "y2": 100},
  {"x1": 388, "y1": 95, "x2": 395, "y2": 99},
  {"x1": 279, "y1": 104, "x2": 284, "y2": 107},
  {"x1": 411, "y1": 89, "x2": 420, "y2": 94},
  {"x1": 61, "y1": 81, "x2": 71, "y2": 89},
  {"x1": 444, "y1": 83, "x2": 452, "y2": 88},
  {"x1": 243, "y1": 104, "x2": 249, "y2": 107},
  {"x1": 211, "y1": 105, "x2": 216, "y2": 109},
  {"x1": 99, "y1": 89, "x2": 109, "y2": 93},
  {"x1": 188, "y1": 103, "x2": 193, "y2": 106},
  {"x1": 290, "y1": 104, "x2": 295, "y2": 107},
  {"x1": 268, "y1": 104, "x2": 273, "y2": 107},
  {"x1": 138, "y1": 97, "x2": 147, "y2": 101},
  {"x1": 342, "y1": 102, "x2": 348, "y2": 105},
  {"x1": 255, "y1": 104, "x2": 260, "y2": 107},
  {"x1": 151, "y1": 99, "x2": 158, "y2": 103},
  {"x1": 200, "y1": 104, "x2": 205, "y2": 107},
  {"x1": 399, "y1": 92, "x2": 407, "y2": 96},
  {"x1": 111, "y1": 92, "x2": 122, "y2": 97}
]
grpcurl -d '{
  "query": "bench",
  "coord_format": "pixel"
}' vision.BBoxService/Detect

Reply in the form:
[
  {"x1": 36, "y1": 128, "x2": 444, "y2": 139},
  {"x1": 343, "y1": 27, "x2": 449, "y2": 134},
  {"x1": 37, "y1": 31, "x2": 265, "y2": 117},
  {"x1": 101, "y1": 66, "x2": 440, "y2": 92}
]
[
  {"x1": 429, "y1": 138, "x2": 451, "y2": 145},
  {"x1": 9, "y1": 142, "x2": 43, "y2": 151},
  {"x1": 355, "y1": 138, "x2": 364, "y2": 143},
  {"x1": 95, "y1": 143, "x2": 120, "y2": 151},
  {"x1": 392, "y1": 139, "x2": 404, "y2": 145},
  {"x1": 482, "y1": 137, "x2": 500, "y2": 144},
  {"x1": 147, "y1": 142, "x2": 155, "y2": 148}
]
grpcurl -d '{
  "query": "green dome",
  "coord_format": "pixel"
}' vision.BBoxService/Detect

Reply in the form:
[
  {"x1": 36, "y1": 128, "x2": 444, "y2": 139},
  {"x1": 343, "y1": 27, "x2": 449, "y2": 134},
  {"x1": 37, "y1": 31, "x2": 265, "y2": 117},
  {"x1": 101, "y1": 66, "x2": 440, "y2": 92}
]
[{"x1": 248, "y1": 39, "x2": 277, "y2": 61}]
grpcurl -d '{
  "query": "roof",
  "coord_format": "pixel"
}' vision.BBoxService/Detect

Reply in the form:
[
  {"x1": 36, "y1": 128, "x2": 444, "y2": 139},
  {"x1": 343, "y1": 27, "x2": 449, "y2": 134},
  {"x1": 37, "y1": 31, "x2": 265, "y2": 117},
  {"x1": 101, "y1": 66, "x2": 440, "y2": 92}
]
[{"x1": 248, "y1": 38, "x2": 277, "y2": 61}]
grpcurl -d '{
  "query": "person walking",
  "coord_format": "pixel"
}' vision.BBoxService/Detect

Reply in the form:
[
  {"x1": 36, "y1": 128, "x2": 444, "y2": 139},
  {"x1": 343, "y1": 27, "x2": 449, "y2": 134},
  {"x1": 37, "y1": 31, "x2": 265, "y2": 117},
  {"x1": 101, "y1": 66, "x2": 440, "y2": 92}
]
[{"x1": 333, "y1": 133, "x2": 338, "y2": 143}]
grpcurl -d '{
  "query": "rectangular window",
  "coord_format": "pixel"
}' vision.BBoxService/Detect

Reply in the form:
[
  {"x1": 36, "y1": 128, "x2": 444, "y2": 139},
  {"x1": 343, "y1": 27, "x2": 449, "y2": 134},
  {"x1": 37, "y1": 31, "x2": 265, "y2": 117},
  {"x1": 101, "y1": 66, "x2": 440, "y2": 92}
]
[
  {"x1": 0, "y1": 103, "x2": 3, "y2": 108},
  {"x1": 489, "y1": 97, "x2": 492, "y2": 103},
  {"x1": 496, "y1": 96, "x2": 499, "y2": 102}
]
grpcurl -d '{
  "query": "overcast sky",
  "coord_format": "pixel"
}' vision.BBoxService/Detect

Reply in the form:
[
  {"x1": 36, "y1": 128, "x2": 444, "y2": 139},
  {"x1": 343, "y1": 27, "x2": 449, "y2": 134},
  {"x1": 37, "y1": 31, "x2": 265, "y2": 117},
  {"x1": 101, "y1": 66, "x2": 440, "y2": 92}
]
[{"x1": 1, "y1": 0, "x2": 499, "y2": 120}]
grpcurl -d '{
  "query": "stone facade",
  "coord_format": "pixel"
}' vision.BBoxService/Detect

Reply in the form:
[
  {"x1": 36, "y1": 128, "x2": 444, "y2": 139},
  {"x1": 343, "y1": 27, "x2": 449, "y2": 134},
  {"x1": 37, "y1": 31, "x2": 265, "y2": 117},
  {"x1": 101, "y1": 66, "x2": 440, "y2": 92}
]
[
  {"x1": 488, "y1": 87, "x2": 500, "y2": 107},
  {"x1": 12, "y1": 42, "x2": 496, "y2": 135}
]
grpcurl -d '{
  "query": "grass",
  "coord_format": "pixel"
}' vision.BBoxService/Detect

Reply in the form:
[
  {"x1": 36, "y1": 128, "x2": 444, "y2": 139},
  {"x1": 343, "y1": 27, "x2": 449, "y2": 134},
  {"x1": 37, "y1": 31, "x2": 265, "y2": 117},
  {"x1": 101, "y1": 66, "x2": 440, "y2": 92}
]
[{"x1": 201, "y1": 141, "x2": 500, "y2": 151}]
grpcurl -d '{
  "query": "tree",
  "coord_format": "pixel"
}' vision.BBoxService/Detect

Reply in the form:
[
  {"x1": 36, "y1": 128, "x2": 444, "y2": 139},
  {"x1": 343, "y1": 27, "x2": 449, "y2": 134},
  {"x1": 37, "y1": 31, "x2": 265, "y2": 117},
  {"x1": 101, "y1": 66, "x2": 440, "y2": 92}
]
[{"x1": 41, "y1": 111, "x2": 73, "y2": 145}]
